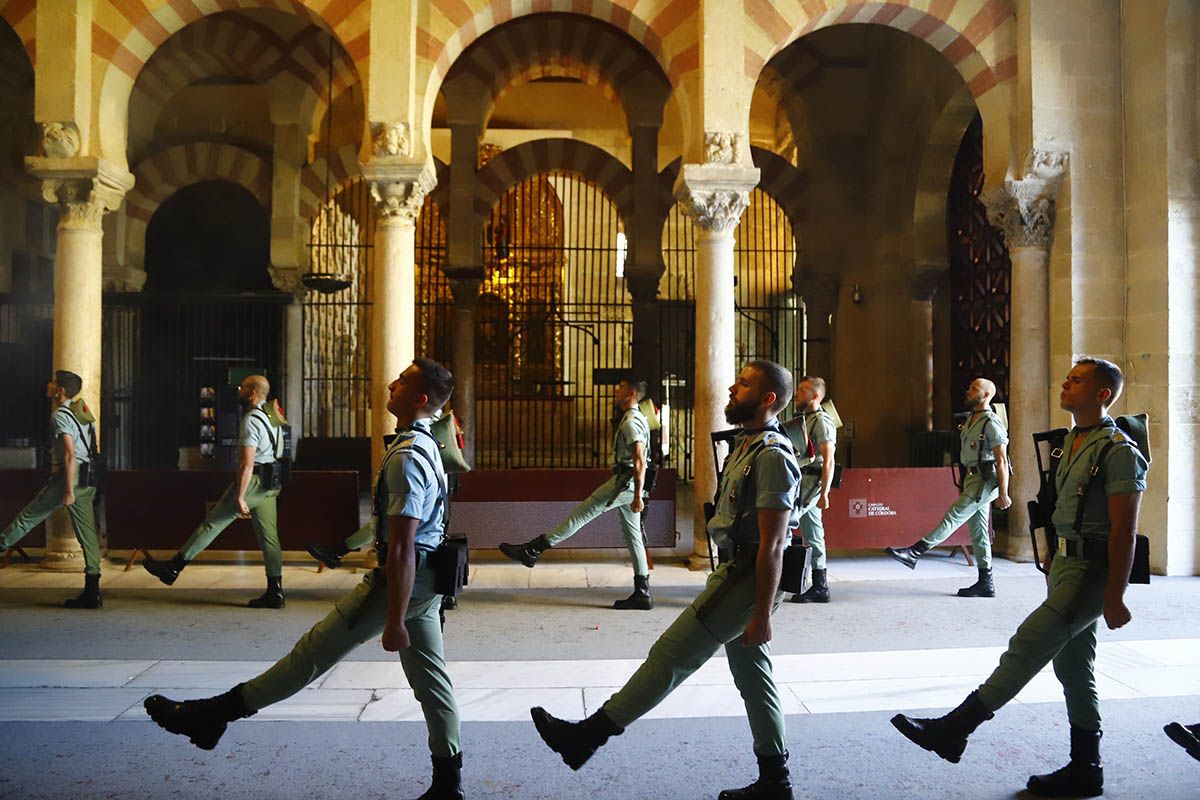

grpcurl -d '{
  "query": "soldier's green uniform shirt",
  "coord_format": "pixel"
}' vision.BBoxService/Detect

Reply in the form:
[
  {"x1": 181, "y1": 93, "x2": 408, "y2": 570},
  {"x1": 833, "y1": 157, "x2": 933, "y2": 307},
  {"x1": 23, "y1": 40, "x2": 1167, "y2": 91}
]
[
  {"x1": 1, "y1": 402, "x2": 101, "y2": 575},
  {"x1": 786, "y1": 410, "x2": 836, "y2": 570},
  {"x1": 602, "y1": 422, "x2": 800, "y2": 757},
  {"x1": 374, "y1": 418, "x2": 447, "y2": 557},
  {"x1": 543, "y1": 405, "x2": 652, "y2": 575},
  {"x1": 977, "y1": 417, "x2": 1148, "y2": 731},
  {"x1": 918, "y1": 409, "x2": 1008, "y2": 569},
  {"x1": 239, "y1": 404, "x2": 280, "y2": 464},
  {"x1": 240, "y1": 414, "x2": 461, "y2": 757}
]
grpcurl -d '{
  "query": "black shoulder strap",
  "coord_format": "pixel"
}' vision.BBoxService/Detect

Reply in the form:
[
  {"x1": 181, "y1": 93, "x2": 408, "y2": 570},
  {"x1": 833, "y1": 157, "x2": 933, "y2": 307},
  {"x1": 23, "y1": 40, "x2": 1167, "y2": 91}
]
[
  {"x1": 1071, "y1": 425, "x2": 1120, "y2": 537},
  {"x1": 726, "y1": 434, "x2": 794, "y2": 542},
  {"x1": 376, "y1": 432, "x2": 449, "y2": 539},
  {"x1": 58, "y1": 408, "x2": 96, "y2": 457}
]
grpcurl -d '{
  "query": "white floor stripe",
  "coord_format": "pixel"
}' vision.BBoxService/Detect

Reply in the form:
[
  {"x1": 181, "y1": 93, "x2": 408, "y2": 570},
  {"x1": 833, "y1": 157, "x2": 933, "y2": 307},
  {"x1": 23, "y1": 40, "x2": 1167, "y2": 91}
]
[{"x1": 1, "y1": 638, "x2": 1197, "y2": 723}]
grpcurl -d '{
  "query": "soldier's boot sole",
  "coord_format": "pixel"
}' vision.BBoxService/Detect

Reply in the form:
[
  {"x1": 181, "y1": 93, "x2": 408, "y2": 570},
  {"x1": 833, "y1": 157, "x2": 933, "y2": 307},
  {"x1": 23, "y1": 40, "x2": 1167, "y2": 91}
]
[
  {"x1": 1026, "y1": 765, "x2": 1103, "y2": 797},
  {"x1": 884, "y1": 547, "x2": 919, "y2": 570},
  {"x1": 143, "y1": 695, "x2": 228, "y2": 751},
  {"x1": 499, "y1": 542, "x2": 538, "y2": 568},
  {"x1": 1164, "y1": 723, "x2": 1200, "y2": 761}
]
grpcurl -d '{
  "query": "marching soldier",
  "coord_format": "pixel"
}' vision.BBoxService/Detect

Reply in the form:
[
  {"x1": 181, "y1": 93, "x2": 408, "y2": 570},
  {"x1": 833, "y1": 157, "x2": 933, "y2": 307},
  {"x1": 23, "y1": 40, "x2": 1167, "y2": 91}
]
[
  {"x1": 784, "y1": 376, "x2": 836, "y2": 603},
  {"x1": 144, "y1": 359, "x2": 466, "y2": 800},
  {"x1": 499, "y1": 377, "x2": 654, "y2": 610},
  {"x1": 529, "y1": 360, "x2": 802, "y2": 800},
  {"x1": 142, "y1": 374, "x2": 287, "y2": 608},
  {"x1": 1, "y1": 371, "x2": 102, "y2": 609},
  {"x1": 890, "y1": 358, "x2": 1147, "y2": 798},
  {"x1": 885, "y1": 377, "x2": 1011, "y2": 597}
]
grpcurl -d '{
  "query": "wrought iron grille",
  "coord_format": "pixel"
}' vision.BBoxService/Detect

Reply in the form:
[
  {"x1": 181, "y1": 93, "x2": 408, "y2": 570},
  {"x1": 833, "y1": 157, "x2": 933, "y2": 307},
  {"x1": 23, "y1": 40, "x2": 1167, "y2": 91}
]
[
  {"x1": 459, "y1": 172, "x2": 631, "y2": 469},
  {"x1": 948, "y1": 113, "x2": 1011, "y2": 402},
  {"x1": 302, "y1": 177, "x2": 375, "y2": 438},
  {"x1": 416, "y1": 198, "x2": 451, "y2": 365},
  {"x1": 659, "y1": 188, "x2": 799, "y2": 480},
  {"x1": 0, "y1": 301, "x2": 53, "y2": 453}
]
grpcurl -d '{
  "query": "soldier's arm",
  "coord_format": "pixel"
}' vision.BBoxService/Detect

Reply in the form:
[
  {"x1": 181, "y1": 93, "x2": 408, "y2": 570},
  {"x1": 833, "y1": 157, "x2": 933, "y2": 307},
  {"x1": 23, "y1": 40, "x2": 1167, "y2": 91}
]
[
  {"x1": 1103, "y1": 491, "x2": 1141, "y2": 630},
  {"x1": 382, "y1": 515, "x2": 419, "y2": 652},
  {"x1": 630, "y1": 440, "x2": 646, "y2": 512},
  {"x1": 818, "y1": 440, "x2": 835, "y2": 508},
  {"x1": 60, "y1": 433, "x2": 77, "y2": 505},
  {"x1": 235, "y1": 445, "x2": 255, "y2": 512},
  {"x1": 743, "y1": 507, "x2": 790, "y2": 646},
  {"x1": 992, "y1": 441, "x2": 1011, "y2": 509}
]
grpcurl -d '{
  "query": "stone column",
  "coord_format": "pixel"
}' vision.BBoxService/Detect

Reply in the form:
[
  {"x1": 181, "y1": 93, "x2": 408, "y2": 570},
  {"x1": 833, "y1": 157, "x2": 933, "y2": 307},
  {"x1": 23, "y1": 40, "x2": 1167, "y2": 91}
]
[
  {"x1": 909, "y1": 268, "x2": 944, "y2": 433},
  {"x1": 796, "y1": 274, "x2": 838, "y2": 382},
  {"x1": 448, "y1": 274, "x2": 481, "y2": 465},
  {"x1": 982, "y1": 150, "x2": 1067, "y2": 560},
  {"x1": 26, "y1": 154, "x2": 133, "y2": 568},
  {"x1": 675, "y1": 161, "x2": 758, "y2": 567},
  {"x1": 363, "y1": 153, "x2": 435, "y2": 472},
  {"x1": 627, "y1": 122, "x2": 665, "y2": 389}
]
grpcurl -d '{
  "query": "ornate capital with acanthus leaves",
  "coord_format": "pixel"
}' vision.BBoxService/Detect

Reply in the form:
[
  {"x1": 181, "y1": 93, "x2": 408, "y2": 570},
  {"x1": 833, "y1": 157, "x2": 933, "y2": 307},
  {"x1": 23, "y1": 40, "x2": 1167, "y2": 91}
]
[
  {"x1": 26, "y1": 156, "x2": 134, "y2": 232},
  {"x1": 364, "y1": 160, "x2": 436, "y2": 223},
  {"x1": 673, "y1": 162, "x2": 759, "y2": 235},
  {"x1": 981, "y1": 149, "x2": 1068, "y2": 250}
]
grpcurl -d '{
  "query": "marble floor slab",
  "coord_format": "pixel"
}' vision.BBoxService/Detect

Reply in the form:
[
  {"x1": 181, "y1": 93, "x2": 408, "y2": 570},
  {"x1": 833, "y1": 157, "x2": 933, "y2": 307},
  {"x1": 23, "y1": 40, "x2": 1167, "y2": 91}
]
[
  {"x1": 0, "y1": 659, "x2": 156, "y2": 688},
  {"x1": 0, "y1": 687, "x2": 149, "y2": 721},
  {"x1": 126, "y1": 660, "x2": 275, "y2": 689}
]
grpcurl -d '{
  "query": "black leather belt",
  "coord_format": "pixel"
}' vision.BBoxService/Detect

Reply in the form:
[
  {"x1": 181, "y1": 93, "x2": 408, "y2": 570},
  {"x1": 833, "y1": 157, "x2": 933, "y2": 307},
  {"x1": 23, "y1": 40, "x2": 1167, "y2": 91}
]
[
  {"x1": 1060, "y1": 538, "x2": 1105, "y2": 559},
  {"x1": 800, "y1": 465, "x2": 823, "y2": 476},
  {"x1": 253, "y1": 463, "x2": 276, "y2": 478}
]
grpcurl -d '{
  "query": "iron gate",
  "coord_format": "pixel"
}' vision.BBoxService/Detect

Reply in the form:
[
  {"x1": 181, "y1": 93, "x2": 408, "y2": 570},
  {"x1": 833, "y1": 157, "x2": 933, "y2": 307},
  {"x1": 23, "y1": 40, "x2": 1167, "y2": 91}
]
[
  {"x1": 948, "y1": 113, "x2": 1010, "y2": 402},
  {"x1": 468, "y1": 172, "x2": 631, "y2": 468},
  {"x1": 659, "y1": 187, "x2": 800, "y2": 480}
]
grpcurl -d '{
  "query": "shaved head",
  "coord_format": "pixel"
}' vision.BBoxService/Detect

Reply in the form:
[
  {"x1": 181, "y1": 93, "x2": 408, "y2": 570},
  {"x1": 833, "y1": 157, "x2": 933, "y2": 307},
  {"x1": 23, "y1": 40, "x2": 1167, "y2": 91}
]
[
  {"x1": 976, "y1": 378, "x2": 996, "y2": 398},
  {"x1": 243, "y1": 375, "x2": 270, "y2": 400}
]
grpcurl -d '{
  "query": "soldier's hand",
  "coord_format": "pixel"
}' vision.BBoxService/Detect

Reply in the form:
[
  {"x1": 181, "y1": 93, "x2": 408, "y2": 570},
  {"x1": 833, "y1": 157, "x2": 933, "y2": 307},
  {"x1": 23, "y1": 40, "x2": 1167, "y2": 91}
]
[
  {"x1": 630, "y1": 496, "x2": 644, "y2": 513},
  {"x1": 62, "y1": 491, "x2": 75, "y2": 507},
  {"x1": 382, "y1": 621, "x2": 411, "y2": 652},
  {"x1": 995, "y1": 493, "x2": 1012, "y2": 510},
  {"x1": 742, "y1": 614, "x2": 771, "y2": 646},
  {"x1": 817, "y1": 492, "x2": 830, "y2": 510},
  {"x1": 1103, "y1": 596, "x2": 1132, "y2": 630},
  {"x1": 237, "y1": 497, "x2": 251, "y2": 516}
]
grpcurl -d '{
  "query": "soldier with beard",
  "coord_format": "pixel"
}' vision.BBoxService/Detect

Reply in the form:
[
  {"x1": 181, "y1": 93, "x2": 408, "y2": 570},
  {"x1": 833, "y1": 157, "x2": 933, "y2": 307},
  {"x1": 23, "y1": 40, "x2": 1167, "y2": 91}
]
[
  {"x1": 142, "y1": 374, "x2": 288, "y2": 608},
  {"x1": 885, "y1": 377, "x2": 1011, "y2": 597},
  {"x1": 528, "y1": 360, "x2": 802, "y2": 800}
]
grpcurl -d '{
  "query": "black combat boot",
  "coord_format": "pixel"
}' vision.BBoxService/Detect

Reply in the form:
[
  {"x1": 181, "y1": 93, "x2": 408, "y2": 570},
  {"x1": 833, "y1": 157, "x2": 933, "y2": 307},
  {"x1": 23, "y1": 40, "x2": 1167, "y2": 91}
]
[
  {"x1": 499, "y1": 535, "x2": 551, "y2": 568},
  {"x1": 247, "y1": 575, "x2": 285, "y2": 609},
  {"x1": 1026, "y1": 727, "x2": 1103, "y2": 797},
  {"x1": 530, "y1": 706, "x2": 623, "y2": 770},
  {"x1": 613, "y1": 574, "x2": 653, "y2": 610},
  {"x1": 890, "y1": 691, "x2": 994, "y2": 763},
  {"x1": 884, "y1": 540, "x2": 931, "y2": 570},
  {"x1": 957, "y1": 567, "x2": 995, "y2": 598},
  {"x1": 415, "y1": 751, "x2": 465, "y2": 800},
  {"x1": 307, "y1": 542, "x2": 351, "y2": 569},
  {"x1": 788, "y1": 568, "x2": 830, "y2": 603},
  {"x1": 1165, "y1": 722, "x2": 1200, "y2": 761},
  {"x1": 143, "y1": 683, "x2": 256, "y2": 750},
  {"x1": 717, "y1": 751, "x2": 795, "y2": 800},
  {"x1": 143, "y1": 552, "x2": 187, "y2": 585},
  {"x1": 64, "y1": 572, "x2": 102, "y2": 609}
]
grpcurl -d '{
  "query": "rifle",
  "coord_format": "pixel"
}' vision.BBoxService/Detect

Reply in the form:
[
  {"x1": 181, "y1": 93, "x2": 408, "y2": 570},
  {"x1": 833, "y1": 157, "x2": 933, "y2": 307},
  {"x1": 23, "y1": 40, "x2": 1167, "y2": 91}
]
[{"x1": 1028, "y1": 427, "x2": 1069, "y2": 575}]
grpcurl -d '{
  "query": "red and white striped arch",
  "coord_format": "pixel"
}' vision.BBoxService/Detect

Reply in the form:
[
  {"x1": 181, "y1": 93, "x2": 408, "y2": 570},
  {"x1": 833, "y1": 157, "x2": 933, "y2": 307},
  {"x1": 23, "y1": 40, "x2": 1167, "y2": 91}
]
[
  {"x1": 298, "y1": 143, "x2": 362, "y2": 221},
  {"x1": 125, "y1": 142, "x2": 272, "y2": 261},
  {"x1": 420, "y1": 0, "x2": 698, "y2": 147},
  {"x1": 743, "y1": 0, "x2": 1016, "y2": 182},
  {"x1": 0, "y1": 0, "x2": 35, "y2": 65},
  {"x1": 474, "y1": 139, "x2": 635, "y2": 226},
  {"x1": 95, "y1": 0, "x2": 369, "y2": 166}
]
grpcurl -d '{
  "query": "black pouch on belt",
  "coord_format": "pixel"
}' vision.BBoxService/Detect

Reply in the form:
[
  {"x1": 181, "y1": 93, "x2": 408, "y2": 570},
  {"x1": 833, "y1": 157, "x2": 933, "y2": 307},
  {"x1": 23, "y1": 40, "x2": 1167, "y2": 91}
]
[{"x1": 432, "y1": 536, "x2": 470, "y2": 596}]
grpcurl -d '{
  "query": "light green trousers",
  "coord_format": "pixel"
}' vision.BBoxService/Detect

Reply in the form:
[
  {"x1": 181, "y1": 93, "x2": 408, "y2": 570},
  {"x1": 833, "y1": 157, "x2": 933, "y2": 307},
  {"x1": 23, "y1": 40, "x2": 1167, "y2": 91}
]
[
  {"x1": 795, "y1": 476, "x2": 826, "y2": 569},
  {"x1": 240, "y1": 559, "x2": 461, "y2": 756},
  {"x1": 977, "y1": 552, "x2": 1106, "y2": 730},
  {"x1": 343, "y1": 521, "x2": 375, "y2": 551},
  {"x1": 545, "y1": 474, "x2": 648, "y2": 576},
  {"x1": 1, "y1": 473, "x2": 100, "y2": 575},
  {"x1": 919, "y1": 473, "x2": 996, "y2": 569},
  {"x1": 180, "y1": 476, "x2": 282, "y2": 577},
  {"x1": 603, "y1": 558, "x2": 787, "y2": 756}
]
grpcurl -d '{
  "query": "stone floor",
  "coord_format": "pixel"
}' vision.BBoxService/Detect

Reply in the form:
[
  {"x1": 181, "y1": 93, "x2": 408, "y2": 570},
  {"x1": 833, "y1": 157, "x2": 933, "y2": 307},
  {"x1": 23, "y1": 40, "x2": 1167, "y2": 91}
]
[{"x1": 1, "y1": 554, "x2": 1198, "y2": 799}]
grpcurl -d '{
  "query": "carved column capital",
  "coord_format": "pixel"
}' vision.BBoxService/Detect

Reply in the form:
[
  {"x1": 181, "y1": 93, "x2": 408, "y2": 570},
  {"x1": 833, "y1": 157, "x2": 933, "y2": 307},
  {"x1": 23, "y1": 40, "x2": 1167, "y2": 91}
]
[
  {"x1": 26, "y1": 156, "x2": 134, "y2": 232},
  {"x1": 982, "y1": 149, "x2": 1068, "y2": 250},
  {"x1": 362, "y1": 159, "x2": 436, "y2": 223},
  {"x1": 673, "y1": 163, "x2": 759, "y2": 234},
  {"x1": 447, "y1": 272, "x2": 483, "y2": 307},
  {"x1": 625, "y1": 270, "x2": 662, "y2": 303}
]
